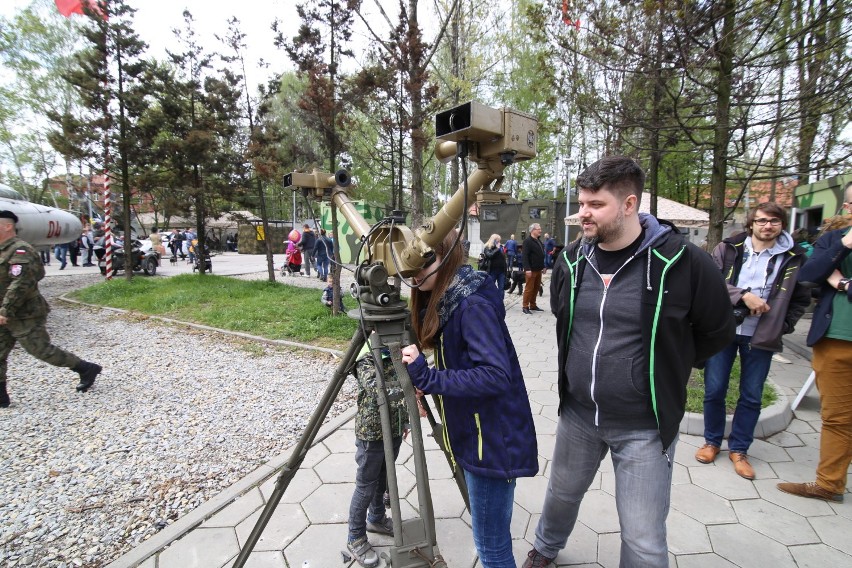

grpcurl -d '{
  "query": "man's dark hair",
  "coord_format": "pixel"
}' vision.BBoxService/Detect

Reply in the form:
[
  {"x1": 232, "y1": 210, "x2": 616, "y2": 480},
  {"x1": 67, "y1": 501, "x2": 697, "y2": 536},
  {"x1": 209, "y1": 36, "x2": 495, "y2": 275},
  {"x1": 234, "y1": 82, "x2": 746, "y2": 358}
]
[
  {"x1": 746, "y1": 202, "x2": 787, "y2": 234},
  {"x1": 576, "y1": 156, "x2": 645, "y2": 204}
]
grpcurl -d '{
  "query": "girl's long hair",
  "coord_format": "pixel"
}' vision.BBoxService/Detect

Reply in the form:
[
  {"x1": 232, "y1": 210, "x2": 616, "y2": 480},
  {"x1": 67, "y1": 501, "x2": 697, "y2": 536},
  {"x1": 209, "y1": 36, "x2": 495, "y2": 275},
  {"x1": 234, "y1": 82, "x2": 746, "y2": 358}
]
[{"x1": 410, "y1": 230, "x2": 466, "y2": 350}]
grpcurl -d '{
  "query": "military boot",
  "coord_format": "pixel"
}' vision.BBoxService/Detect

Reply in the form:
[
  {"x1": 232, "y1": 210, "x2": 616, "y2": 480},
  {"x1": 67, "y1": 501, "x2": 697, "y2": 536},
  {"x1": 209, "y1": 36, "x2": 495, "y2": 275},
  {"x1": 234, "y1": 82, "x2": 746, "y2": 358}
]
[
  {"x1": 72, "y1": 361, "x2": 102, "y2": 392},
  {"x1": 0, "y1": 381, "x2": 9, "y2": 408}
]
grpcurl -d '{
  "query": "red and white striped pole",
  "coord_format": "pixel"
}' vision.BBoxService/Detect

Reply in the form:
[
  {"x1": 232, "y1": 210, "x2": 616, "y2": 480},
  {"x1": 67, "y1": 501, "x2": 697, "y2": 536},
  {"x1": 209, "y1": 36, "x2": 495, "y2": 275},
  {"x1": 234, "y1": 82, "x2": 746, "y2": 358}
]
[{"x1": 103, "y1": 172, "x2": 113, "y2": 279}]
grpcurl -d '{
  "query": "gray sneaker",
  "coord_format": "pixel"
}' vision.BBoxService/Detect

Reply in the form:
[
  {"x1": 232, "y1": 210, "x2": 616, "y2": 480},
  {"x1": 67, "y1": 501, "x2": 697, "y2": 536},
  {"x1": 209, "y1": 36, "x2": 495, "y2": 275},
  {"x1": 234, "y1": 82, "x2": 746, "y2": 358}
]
[
  {"x1": 347, "y1": 536, "x2": 379, "y2": 568},
  {"x1": 366, "y1": 516, "x2": 394, "y2": 536}
]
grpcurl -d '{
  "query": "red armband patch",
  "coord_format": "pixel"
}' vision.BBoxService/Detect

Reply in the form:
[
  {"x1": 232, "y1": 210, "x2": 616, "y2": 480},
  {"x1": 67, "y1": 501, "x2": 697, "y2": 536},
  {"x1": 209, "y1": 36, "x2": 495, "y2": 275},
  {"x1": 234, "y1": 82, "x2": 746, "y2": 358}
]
[{"x1": 14, "y1": 249, "x2": 27, "y2": 255}]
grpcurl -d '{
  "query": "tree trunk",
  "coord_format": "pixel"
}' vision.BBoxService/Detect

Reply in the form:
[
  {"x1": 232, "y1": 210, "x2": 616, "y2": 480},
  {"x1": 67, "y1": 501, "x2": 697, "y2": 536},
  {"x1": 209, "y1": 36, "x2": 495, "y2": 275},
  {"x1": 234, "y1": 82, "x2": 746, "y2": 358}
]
[{"x1": 707, "y1": 0, "x2": 736, "y2": 251}]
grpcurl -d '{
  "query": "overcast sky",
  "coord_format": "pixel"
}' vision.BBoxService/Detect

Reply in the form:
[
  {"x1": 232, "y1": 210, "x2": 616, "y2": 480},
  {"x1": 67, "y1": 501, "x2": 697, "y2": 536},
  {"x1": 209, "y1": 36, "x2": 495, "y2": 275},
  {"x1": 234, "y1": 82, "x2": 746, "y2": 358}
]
[{"x1": 1, "y1": 0, "x2": 301, "y2": 88}]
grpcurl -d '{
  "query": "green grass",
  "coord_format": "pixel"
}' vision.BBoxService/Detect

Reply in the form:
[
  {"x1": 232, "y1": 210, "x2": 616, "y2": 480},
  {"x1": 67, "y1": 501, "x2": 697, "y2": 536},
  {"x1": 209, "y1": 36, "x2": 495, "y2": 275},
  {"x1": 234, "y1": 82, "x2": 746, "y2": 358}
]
[
  {"x1": 70, "y1": 274, "x2": 359, "y2": 349},
  {"x1": 686, "y1": 358, "x2": 778, "y2": 414}
]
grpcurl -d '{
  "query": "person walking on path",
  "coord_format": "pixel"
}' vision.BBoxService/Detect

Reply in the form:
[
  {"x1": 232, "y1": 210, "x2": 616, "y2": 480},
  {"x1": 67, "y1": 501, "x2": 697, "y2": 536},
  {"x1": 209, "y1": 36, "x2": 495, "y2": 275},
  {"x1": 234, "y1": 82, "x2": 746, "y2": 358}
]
[
  {"x1": 543, "y1": 233, "x2": 556, "y2": 269},
  {"x1": 523, "y1": 156, "x2": 734, "y2": 568},
  {"x1": 481, "y1": 234, "x2": 508, "y2": 300},
  {"x1": 314, "y1": 228, "x2": 333, "y2": 281},
  {"x1": 0, "y1": 210, "x2": 102, "y2": 408},
  {"x1": 504, "y1": 234, "x2": 518, "y2": 271},
  {"x1": 778, "y1": 184, "x2": 852, "y2": 503},
  {"x1": 401, "y1": 230, "x2": 538, "y2": 568},
  {"x1": 522, "y1": 224, "x2": 546, "y2": 314},
  {"x1": 345, "y1": 343, "x2": 409, "y2": 567},
  {"x1": 695, "y1": 202, "x2": 810, "y2": 479},
  {"x1": 299, "y1": 224, "x2": 317, "y2": 278}
]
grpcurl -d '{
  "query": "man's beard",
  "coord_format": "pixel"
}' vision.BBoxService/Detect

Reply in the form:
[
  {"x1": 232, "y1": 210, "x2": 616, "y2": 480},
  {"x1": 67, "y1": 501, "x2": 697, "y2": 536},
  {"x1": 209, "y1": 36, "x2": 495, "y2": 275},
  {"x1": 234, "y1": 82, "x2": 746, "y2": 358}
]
[{"x1": 591, "y1": 210, "x2": 626, "y2": 245}]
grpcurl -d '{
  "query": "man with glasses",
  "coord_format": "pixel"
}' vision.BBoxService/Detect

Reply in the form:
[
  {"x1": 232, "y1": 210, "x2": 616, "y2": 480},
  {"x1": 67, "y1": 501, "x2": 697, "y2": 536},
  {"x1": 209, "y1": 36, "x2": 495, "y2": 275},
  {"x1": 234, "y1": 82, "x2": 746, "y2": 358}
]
[{"x1": 695, "y1": 202, "x2": 810, "y2": 479}]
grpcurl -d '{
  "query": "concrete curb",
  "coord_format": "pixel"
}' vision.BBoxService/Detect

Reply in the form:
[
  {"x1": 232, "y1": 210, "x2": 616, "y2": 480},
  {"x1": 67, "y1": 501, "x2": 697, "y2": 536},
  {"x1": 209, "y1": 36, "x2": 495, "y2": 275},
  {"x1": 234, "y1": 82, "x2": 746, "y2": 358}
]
[
  {"x1": 783, "y1": 335, "x2": 812, "y2": 362},
  {"x1": 104, "y1": 406, "x2": 358, "y2": 568},
  {"x1": 679, "y1": 378, "x2": 793, "y2": 439}
]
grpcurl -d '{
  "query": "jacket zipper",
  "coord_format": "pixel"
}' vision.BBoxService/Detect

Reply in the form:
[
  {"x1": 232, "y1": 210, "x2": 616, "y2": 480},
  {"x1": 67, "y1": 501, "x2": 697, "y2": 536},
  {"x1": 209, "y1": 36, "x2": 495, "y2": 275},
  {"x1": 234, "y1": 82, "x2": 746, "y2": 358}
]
[
  {"x1": 436, "y1": 339, "x2": 458, "y2": 472},
  {"x1": 585, "y1": 258, "x2": 634, "y2": 426}
]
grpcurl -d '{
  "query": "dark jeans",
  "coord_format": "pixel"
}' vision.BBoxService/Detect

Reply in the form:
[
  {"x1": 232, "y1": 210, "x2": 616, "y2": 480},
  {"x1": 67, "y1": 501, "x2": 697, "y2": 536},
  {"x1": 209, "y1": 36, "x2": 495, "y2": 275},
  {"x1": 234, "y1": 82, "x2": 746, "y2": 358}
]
[
  {"x1": 464, "y1": 469, "x2": 516, "y2": 568},
  {"x1": 702, "y1": 334, "x2": 774, "y2": 454},
  {"x1": 348, "y1": 437, "x2": 402, "y2": 542},
  {"x1": 316, "y1": 257, "x2": 329, "y2": 280}
]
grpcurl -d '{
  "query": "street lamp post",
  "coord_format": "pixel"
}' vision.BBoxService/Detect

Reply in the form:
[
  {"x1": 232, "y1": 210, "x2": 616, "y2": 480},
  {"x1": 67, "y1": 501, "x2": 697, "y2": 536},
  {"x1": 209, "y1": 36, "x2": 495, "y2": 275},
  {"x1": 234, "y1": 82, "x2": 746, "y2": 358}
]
[{"x1": 564, "y1": 159, "x2": 575, "y2": 245}]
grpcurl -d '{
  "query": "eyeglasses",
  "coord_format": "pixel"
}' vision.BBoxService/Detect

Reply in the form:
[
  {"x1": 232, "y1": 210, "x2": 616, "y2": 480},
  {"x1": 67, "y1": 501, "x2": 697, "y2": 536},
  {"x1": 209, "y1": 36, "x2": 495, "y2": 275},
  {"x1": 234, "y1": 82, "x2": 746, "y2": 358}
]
[{"x1": 753, "y1": 218, "x2": 782, "y2": 226}]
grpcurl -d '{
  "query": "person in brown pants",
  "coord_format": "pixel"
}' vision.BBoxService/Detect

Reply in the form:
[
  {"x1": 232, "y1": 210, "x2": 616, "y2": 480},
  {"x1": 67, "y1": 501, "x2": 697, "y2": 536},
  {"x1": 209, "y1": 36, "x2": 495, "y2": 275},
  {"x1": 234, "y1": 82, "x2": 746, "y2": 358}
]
[
  {"x1": 522, "y1": 223, "x2": 546, "y2": 314},
  {"x1": 778, "y1": 187, "x2": 852, "y2": 503}
]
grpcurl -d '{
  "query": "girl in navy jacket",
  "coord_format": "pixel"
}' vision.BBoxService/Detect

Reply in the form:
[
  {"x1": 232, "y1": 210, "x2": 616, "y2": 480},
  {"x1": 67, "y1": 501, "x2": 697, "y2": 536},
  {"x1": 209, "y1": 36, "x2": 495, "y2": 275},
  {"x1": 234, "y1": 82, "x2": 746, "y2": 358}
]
[{"x1": 401, "y1": 230, "x2": 538, "y2": 568}]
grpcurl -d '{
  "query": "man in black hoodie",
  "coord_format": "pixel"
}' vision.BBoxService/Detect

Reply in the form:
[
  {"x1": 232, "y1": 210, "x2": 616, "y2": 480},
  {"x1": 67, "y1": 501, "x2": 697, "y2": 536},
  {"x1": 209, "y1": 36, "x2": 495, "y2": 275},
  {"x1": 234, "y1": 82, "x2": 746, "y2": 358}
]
[
  {"x1": 521, "y1": 223, "x2": 546, "y2": 314},
  {"x1": 523, "y1": 156, "x2": 734, "y2": 568}
]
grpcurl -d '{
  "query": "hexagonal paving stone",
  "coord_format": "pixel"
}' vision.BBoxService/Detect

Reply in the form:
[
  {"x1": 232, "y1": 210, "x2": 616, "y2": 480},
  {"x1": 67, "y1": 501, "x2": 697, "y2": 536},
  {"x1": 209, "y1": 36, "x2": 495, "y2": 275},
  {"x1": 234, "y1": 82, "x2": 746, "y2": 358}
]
[
  {"x1": 752, "y1": 479, "x2": 834, "y2": 518},
  {"x1": 522, "y1": 514, "x2": 599, "y2": 566},
  {"x1": 301, "y1": 482, "x2": 356, "y2": 524},
  {"x1": 406, "y1": 478, "x2": 467, "y2": 519},
  {"x1": 204, "y1": 487, "x2": 264, "y2": 528},
  {"x1": 765, "y1": 430, "x2": 804, "y2": 448},
  {"x1": 529, "y1": 389, "x2": 558, "y2": 406},
  {"x1": 808, "y1": 514, "x2": 852, "y2": 555},
  {"x1": 260, "y1": 468, "x2": 322, "y2": 504},
  {"x1": 689, "y1": 464, "x2": 760, "y2": 500},
  {"x1": 577, "y1": 490, "x2": 620, "y2": 534},
  {"x1": 314, "y1": 451, "x2": 358, "y2": 483},
  {"x1": 707, "y1": 524, "x2": 797, "y2": 568},
  {"x1": 747, "y1": 438, "x2": 793, "y2": 464},
  {"x1": 514, "y1": 474, "x2": 550, "y2": 516},
  {"x1": 597, "y1": 531, "x2": 621, "y2": 568},
  {"x1": 670, "y1": 484, "x2": 737, "y2": 524},
  {"x1": 536, "y1": 433, "x2": 556, "y2": 460},
  {"x1": 666, "y1": 509, "x2": 711, "y2": 555},
  {"x1": 434, "y1": 517, "x2": 479, "y2": 567},
  {"x1": 789, "y1": 543, "x2": 852, "y2": 567},
  {"x1": 221, "y1": 550, "x2": 286, "y2": 568},
  {"x1": 532, "y1": 413, "x2": 558, "y2": 436},
  {"x1": 510, "y1": 502, "x2": 531, "y2": 543},
  {"x1": 282, "y1": 523, "x2": 352, "y2": 567},
  {"x1": 235, "y1": 502, "x2": 309, "y2": 552},
  {"x1": 321, "y1": 428, "x2": 357, "y2": 454},
  {"x1": 675, "y1": 552, "x2": 739, "y2": 567},
  {"x1": 732, "y1": 499, "x2": 819, "y2": 545},
  {"x1": 158, "y1": 527, "x2": 239, "y2": 568},
  {"x1": 404, "y1": 448, "x2": 454, "y2": 480}
]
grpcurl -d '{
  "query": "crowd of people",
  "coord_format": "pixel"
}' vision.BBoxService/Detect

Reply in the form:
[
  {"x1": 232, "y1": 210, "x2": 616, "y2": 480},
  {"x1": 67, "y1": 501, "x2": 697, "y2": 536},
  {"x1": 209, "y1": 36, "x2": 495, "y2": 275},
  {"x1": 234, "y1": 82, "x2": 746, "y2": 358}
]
[
  {"x1": 344, "y1": 158, "x2": 851, "y2": 568},
  {"x1": 2, "y1": 156, "x2": 849, "y2": 568}
]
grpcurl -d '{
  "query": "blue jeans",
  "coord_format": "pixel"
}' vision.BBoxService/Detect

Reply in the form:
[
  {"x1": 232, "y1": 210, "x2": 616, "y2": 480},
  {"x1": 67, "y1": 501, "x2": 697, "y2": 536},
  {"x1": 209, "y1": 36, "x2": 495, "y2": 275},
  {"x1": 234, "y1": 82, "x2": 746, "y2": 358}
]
[
  {"x1": 702, "y1": 335, "x2": 774, "y2": 454},
  {"x1": 54, "y1": 245, "x2": 68, "y2": 268},
  {"x1": 490, "y1": 271, "x2": 506, "y2": 300},
  {"x1": 464, "y1": 470, "x2": 516, "y2": 568},
  {"x1": 348, "y1": 437, "x2": 402, "y2": 542},
  {"x1": 316, "y1": 257, "x2": 329, "y2": 280},
  {"x1": 534, "y1": 405, "x2": 675, "y2": 566}
]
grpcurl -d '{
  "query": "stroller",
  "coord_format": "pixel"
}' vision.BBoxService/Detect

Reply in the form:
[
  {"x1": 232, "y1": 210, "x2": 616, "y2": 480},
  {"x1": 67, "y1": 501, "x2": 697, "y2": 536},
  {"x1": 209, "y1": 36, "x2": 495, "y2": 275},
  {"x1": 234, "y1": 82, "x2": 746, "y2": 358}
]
[
  {"x1": 191, "y1": 243, "x2": 213, "y2": 273},
  {"x1": 280, "y1": 246, "x2": 302, "y2": 277}
]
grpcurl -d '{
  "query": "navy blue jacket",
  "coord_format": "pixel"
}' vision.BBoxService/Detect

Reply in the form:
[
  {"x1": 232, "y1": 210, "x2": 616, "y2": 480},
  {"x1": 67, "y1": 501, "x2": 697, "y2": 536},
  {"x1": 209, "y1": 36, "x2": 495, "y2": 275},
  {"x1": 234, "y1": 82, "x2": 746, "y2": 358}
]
[
  {"x1": 407, "y1": 276, "x2": 538, "y2": 479},
  {"x1": 797, "y1": 227, "x2": 852, "y2": 346}
]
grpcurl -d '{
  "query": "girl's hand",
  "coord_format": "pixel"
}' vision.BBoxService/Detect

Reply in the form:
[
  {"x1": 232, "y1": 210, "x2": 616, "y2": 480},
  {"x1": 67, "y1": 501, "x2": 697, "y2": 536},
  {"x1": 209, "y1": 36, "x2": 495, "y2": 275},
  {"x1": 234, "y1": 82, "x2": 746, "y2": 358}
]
[
  {"x1": 401, "y1": 344, "x2": 420, "y2": 365},
  {"x1": 415, "y1": 389, "x2": 428, "y2": 418}
]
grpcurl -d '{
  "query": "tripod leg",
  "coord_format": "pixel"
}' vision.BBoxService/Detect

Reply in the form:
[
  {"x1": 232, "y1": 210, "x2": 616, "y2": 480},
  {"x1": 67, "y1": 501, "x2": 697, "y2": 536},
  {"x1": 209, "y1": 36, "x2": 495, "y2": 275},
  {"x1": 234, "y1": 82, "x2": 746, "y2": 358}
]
[{"x1": 231, "y1": 331, "x2": 366, "y2": 568}]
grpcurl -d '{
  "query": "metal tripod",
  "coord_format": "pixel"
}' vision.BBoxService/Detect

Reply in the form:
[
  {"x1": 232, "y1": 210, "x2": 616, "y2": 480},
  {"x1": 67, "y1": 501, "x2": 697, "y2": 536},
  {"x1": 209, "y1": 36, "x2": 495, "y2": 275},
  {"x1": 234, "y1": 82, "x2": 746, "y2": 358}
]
[{"x1": 232, "y1": 268, "x2": 462, "y2": 568}]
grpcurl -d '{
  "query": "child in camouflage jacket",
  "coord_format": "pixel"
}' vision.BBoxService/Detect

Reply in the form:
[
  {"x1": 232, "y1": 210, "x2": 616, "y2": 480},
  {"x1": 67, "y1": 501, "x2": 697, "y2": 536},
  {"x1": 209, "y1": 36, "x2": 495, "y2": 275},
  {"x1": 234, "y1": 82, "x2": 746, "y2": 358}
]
[{"x1": 346, "y1": 344, "x2": 409, "y2": 567}]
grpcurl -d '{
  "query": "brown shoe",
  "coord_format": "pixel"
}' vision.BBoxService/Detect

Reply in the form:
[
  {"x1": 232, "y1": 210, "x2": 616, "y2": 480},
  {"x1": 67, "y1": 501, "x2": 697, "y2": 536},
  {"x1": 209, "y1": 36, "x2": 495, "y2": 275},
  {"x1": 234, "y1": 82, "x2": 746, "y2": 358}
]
[
  {"x1": 522, "y1": 548, "x2": 554, "y2": 568},
  {"x1": 694, "y1": 443, "x2": 720, "y2": 464},
  {"x1": 777, "y1": 481, "x2": 844, "y2": 502},
  {"x1": 729, "y1": 452, "x2": 755, "y2": 479}
]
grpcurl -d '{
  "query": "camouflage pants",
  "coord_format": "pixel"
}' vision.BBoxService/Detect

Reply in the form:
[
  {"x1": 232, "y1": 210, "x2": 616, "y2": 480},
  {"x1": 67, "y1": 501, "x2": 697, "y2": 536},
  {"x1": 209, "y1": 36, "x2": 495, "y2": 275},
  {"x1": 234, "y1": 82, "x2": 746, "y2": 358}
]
[{"x1": 0, "y1": 316, "x2": 81, "y2": 382}]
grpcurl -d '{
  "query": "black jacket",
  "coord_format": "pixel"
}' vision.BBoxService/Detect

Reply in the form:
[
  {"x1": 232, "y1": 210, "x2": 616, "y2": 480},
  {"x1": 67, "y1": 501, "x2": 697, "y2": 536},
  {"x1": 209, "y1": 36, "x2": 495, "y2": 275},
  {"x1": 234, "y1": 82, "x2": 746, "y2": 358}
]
[
  {"x1": 550, "y1": 215, "x2": 735, "y2": 451},
  {"x1": 522, "y1": 236, "x2": 545, "y2": 271},
  {"x1": 797, "y1": 227, "x2": 852, "y2": 346},
  {"x1": 483, "y1": 245, "x2": 507, "y2": 274}
]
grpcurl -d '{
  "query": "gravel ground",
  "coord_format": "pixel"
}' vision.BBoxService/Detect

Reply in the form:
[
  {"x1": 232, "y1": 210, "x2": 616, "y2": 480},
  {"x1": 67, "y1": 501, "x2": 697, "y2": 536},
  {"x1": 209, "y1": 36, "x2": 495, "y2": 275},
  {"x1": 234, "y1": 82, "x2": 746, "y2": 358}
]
[{"x1": 0, "y1": 273, "x2": 355, "y2": 567}]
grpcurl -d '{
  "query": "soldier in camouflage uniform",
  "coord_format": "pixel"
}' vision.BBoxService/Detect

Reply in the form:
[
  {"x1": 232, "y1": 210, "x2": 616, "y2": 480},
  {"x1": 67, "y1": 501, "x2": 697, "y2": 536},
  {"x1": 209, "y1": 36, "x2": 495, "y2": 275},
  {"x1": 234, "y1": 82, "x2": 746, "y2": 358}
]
[
  {"x1": 346, "y1": 345, "x2": 410, "y2": 567},
  {"x1": 0, "y1": 211, "x2": 102, "y2": 408}
]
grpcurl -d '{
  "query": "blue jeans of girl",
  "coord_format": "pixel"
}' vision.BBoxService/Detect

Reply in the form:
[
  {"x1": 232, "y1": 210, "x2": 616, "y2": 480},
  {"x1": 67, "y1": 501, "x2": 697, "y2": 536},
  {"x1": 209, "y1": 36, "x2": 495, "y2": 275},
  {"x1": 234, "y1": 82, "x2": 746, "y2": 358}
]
[{"x1": 463, "y1": 469, "x2": 516, "y2": 568}]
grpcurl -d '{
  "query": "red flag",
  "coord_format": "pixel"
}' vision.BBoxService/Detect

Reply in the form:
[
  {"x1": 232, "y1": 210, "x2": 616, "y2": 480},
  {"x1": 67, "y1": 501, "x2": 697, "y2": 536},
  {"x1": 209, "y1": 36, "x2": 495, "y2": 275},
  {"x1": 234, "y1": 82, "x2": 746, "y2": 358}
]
[{"x1": 55, "y1": 0, "x2": 106, "y2": 19}]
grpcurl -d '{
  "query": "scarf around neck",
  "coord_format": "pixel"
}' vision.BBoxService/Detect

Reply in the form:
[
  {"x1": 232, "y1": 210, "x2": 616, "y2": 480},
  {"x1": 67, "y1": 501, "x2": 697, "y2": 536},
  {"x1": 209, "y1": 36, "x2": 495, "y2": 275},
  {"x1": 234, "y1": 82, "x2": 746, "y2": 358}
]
[{"x1": 437, "y1": 264, "x2": 487, "y2": 330}]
